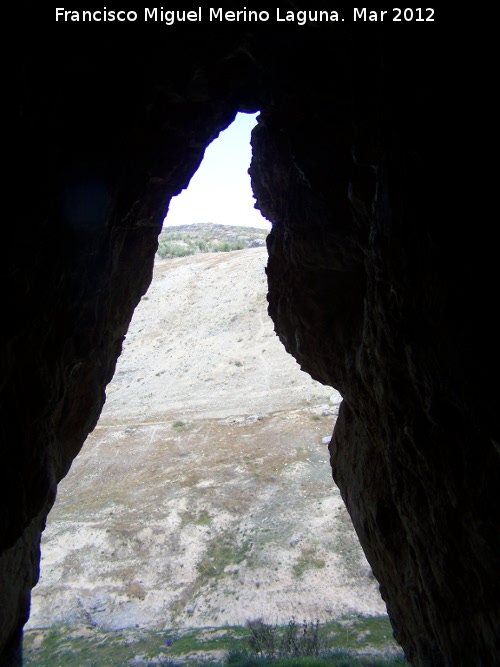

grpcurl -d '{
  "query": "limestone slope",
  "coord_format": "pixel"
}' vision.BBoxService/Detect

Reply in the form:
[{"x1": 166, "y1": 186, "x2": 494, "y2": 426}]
[{"x1": 28, "y1": 241, "x2": 385, "y2": 630}]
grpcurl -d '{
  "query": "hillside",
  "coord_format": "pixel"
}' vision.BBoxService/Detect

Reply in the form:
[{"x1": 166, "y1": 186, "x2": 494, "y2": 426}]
[
  {"x1": 157, "y1": 223, "x2": 268, "y2": 258},
  {"x1": 27, "y1": 226, "x2": 386, "y2": 633}
]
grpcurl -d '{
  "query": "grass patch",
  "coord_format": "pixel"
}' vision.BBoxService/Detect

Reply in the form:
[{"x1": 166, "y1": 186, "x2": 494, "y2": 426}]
[
  {"x1": 292, "y1": 547, "x2": 326, "y2": 578},
  {"x1": 197, "y1": 535, "x2": 253, "y2": 579},
  {"x1": 24, "y1": 617, "x2": 407, "y2": 667},
  {"x1": 169, "y1": 533, "x2": 253, "y2": 619},
  {"x1": 23, "y1": 624, "x2": 168, "y2": 667},
  {"x1": 166, "y1": 625, "x2": 249, "y2": 655},
  {"x1": 180, "y1": 508, "x2": 212, "y2": 526},
  {"x1": 225, "y1": 650, "x2": 408, "y2": 667},
  {"x1": 172, "y1": 420, "x2": 188, "y2": 430}
]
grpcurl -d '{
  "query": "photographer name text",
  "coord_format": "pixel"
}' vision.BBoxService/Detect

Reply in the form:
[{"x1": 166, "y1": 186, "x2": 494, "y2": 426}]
[{"x1": 55, "y1": 7, "x2": 436, "y2": 25}]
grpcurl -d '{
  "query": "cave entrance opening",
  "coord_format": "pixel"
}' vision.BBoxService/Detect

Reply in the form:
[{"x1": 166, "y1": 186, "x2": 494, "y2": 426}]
[
  {"x1": 164, "y1": 111, "x2": 270, "y2": 231},
  {"x1": 25, "y1": 111, "x2": 357, "y2": 649}
]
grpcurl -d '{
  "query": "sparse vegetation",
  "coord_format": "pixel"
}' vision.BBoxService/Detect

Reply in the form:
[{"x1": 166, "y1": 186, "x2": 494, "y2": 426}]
[
  {"x1": 156, "y1": 224, "x2": 267, "y2": 259},
  {"x1": 158, "y1": 241, "x2": 197, "y2": 258},
  {"x1": 125, "y1": 580, "x2": 147, "y2": 600},
  {"x1": 292, "y1": 547, "x2": 326, "y2": 578},
  {"x1": 225, "y1": 650, "x2": 409, "y2": 667},
  {"x1": 23, "y1": 617, "x2": 408, "y2": 666},
  {"x1": 197, "y1": 535, "x2": 253, "y2": 580},
  {"x1": 157, "y1": 237, "x2": 247, "y2": 259},
  {"x1": 232, "y1": 616, "x2": 408, "y2": 667},
  {"x1": 180, "y1": 508, "x2": 212, "y2": 526},
  {"x1": 247, "y1": 617, "x2": 323, "y2": 659}
]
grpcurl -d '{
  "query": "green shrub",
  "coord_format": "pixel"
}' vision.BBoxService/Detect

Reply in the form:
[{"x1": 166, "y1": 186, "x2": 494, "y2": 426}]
[
  {"x1": 157, "y1": 232, "x2": 249, "y2": 259},
  {"x1": 246, "y1": 618, "x2": 323, "y2": 660},
  {"x1": 208, "y1": 240, "x2": 246, "y2": 253},
  {"x1": 157, "y1": 241, "x2": 195, "y2": 258},
  {"x1": 224, "y1": 648, "x2": 261, "y2": 667}
]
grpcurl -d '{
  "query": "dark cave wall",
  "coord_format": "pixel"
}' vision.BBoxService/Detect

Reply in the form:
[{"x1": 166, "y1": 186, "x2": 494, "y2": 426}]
[
  {"x1": 3, "y1": 16, "x2": 499, "y2": 667},
  {"x1": 4, "y1": 26, "x2": 254, "y2": 663},
  {"x1": 250, "y1": 32, "x2": 500, "y2": 666}
]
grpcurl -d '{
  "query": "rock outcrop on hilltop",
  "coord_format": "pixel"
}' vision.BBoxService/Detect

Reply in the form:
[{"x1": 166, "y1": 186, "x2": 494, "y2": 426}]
[{"x1": 4, "y1": 10, "x2": 498, "y2": 667}]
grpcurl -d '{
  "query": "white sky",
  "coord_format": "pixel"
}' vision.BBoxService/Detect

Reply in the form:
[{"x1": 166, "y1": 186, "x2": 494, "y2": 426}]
[{"x1": 163, "y1": 112, "x2": 271, "y2": 230}]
